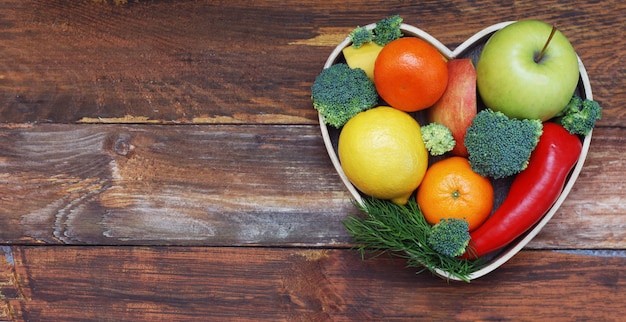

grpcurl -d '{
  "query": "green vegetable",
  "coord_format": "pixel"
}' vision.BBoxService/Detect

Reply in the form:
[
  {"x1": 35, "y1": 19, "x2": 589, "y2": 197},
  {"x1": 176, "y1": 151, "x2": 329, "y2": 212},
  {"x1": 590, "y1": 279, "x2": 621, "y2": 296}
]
[
  {"x1": 420, "y1": 122, "x2": 456, "y2": 156},
  {"x1": 373, "y1": 15, "x2": 403, "y2": 46},
  {"x1": 427, "y1": 218, "x2": 470, "y2": 257},
  {"x1": 464, "y1": 109, "x2": 543, "y2": 179},
  {"x1": 348, "y1": 26, "x2": 374, "y2": 49},
  {"x1": 347, "y1": 15, "x2": 403, "y2": 48},
  {"x1": 554, "y1": 95, "x2": 602, "y2": 136},
  {"x1": 343, "y1": 197, "x2": 482, "y2": 282},
  {"x1": 311, "y1": 63, "x2": 379, "y2": 128}
]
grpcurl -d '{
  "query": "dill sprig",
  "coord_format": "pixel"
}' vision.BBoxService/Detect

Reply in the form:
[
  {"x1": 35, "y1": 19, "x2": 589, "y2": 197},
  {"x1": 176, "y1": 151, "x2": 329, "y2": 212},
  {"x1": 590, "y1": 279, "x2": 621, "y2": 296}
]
[{"x1": 343, "y1": 197, "x2": 483, "y2": 282}]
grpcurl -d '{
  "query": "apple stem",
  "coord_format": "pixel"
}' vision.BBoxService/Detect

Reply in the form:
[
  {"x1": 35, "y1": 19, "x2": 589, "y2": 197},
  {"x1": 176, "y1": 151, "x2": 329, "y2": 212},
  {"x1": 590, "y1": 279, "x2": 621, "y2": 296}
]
[{"x1": 535, "y1": 25, "x2": 558, "y2": 63}]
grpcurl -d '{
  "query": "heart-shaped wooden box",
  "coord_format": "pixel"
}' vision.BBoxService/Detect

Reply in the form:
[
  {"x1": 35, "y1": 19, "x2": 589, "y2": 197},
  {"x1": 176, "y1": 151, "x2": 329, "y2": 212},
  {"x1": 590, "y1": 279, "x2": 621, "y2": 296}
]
[{"x1": 318, "y1": 22, "x2": 593, "y2": 281}]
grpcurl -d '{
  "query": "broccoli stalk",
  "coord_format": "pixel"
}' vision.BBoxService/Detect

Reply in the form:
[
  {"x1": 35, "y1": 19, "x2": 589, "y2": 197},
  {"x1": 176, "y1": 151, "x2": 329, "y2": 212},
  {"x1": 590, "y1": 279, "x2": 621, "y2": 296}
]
[
  {"x1": 311, "y1": 63, "x2": 379, "y2": 128},
  {"x1": 464, "y1": 109, "x2": 543, "y2": 179},
  {"x1": 427, "y1": 218, "x2": 471, "y2": 258},
  {"x1": 554, "y1": 95, "x2": 602, "y2": 136},
  {"x1": 420, "y1": 122, "x2": 456, "y2": 156}
]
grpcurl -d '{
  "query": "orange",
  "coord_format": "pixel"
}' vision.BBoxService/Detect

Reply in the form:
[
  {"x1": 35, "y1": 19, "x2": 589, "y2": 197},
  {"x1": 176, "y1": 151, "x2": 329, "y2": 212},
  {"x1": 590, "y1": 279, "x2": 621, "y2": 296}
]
[
  {"x1": 374, "y1": 37, "x2": 448, "y2": 112},
  {"x1": 416, "y1": 156, "x2": 493, "y2": 231}
]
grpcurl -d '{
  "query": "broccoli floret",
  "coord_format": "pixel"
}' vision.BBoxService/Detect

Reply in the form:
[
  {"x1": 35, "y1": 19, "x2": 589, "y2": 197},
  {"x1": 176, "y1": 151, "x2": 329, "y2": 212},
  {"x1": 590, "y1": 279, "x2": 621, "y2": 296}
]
[
  {"x1": 420, "y1": 122, "x2": 456, "y2": 156},
  {"x1": 563, "y1": 95, "x2": 583, "y2": 113},
  {"x1": 464, "y1": 109, "x2": 543, "y2": 179},
  {"x1": 554, "y1": 95, "x2": 602, "y2": 136},
  {"x1": 348, "y1": 26, "x2": 374, "y2": 49},
  {"x1": 311, "y1": 63, "x2": 379, "y2": 128},
  {"x1": 373, "y1": 15, "x2": 403, "y2": 46},
  {"x1": 427, "y1": 218, "x2": 470, "y2": 258},
  {"x1": 346, "y1": 15, "x2": 403, "y2": 48}
]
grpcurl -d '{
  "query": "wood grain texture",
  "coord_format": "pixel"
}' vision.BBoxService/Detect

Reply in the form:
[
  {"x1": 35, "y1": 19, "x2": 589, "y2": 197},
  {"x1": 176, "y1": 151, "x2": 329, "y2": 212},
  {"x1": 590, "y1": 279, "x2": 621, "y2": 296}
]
[
  {"x1": 0, "y1": 1, "x2": 625, "y2": 320},
  {"x1": 0, "y1": 0, "x2": 623, "y2": 125},
  {"x1": 0, "y1": 123, "x2": 356, "y2": 245},
  {"x1": 1, "y1": 124, "x2": 624, "y2": 249},
  {"x1": 1, "y1": 246, "x2": 624, "y2": 321}
]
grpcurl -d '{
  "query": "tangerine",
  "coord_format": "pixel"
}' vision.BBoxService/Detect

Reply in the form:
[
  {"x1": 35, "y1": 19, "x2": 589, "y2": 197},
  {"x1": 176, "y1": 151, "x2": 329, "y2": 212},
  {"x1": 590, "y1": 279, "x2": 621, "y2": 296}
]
[
  {"x1": 416, "y1": 156, "x2": 493, "y2": 231},
  {"x1": 374, "y1": 37, "x2": 448, "y2": 112}
]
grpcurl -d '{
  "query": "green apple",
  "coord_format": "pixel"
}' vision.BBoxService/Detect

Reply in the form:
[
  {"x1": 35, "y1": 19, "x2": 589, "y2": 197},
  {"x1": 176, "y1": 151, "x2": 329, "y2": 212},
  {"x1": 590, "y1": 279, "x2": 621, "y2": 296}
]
[{"x1": 476, "y1": 20, "x2": 579, "y2": 121}]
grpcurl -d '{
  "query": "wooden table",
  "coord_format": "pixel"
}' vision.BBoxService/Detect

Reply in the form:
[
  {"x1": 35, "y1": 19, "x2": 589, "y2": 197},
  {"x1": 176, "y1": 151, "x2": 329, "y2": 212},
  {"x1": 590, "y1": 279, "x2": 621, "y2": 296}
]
[{"x1": 0, "y1": 1, "x2": 624, "y2": 320}]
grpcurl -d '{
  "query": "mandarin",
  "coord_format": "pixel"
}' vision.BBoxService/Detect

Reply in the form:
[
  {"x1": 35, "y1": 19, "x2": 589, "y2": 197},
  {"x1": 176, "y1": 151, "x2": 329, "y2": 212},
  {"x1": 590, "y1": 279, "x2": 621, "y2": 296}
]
[
  {"x1": 416, "y1": 156, "x2": 493, "y2": 231},
  {"x1": 374, "y1": 37, "x2": 448, "y2": 112}
]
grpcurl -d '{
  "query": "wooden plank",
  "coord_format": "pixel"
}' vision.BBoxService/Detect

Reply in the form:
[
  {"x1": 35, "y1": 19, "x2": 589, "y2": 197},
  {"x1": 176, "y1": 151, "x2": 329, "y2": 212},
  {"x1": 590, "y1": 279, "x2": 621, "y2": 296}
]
[
  {"x1": 0, "y1": 1, "x2": 623, "y2": 125},
  {"x1": 1, "y1": 124, "x2": 624, "y2": 248},
  {"x1": 0, "y1": 246, "x2": 23, "y2": 321},
  {"x1": 4, "y1": 246, "x2": 626, "y2": 321},
  {"x1": 0, "y1": 123, "x2": 356, "y2": 245}
]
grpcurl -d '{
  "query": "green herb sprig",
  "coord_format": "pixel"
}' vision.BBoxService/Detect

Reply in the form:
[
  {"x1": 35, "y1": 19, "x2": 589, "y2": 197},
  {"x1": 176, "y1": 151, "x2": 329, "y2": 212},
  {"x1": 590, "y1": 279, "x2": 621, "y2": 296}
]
[{"x1": 343, "y1": 197, "x2": 483, "y2": 282}]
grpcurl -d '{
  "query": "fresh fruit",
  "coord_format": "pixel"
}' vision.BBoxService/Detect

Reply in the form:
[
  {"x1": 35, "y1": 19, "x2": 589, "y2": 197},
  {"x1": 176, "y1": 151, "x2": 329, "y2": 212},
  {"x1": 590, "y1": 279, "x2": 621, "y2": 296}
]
[
  {"x1": 338, "y1": 106, "x2": 429, "y2": 205},
  {"x1": 343, "y1": 42, "x2": 384, "y2": 80},
  {"x1": 416, "y1": 156, "x2": 494, "y2": 231},
  {"x1": 476, "y1": 20, "x2": 579, "y2": 121},
  {"x1": 428, "y1": 58, "x2": 477, "y2": 156},
  {"x1": 374, "y1": 37, "x2": 448, "y2": 112}
]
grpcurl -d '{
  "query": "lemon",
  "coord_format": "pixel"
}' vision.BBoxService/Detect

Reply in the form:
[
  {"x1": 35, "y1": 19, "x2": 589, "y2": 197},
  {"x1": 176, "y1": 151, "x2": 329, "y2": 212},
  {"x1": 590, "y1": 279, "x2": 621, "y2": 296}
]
[{"x1": 338, "y1": 106, "x2": 429, "y2": 205}]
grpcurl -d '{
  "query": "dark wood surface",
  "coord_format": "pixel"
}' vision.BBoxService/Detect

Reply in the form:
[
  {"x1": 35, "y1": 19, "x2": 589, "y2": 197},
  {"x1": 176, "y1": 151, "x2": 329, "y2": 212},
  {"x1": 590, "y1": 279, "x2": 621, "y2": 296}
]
[{"x1": 0, "y1": 0, "x2": 624, "y2": 320}]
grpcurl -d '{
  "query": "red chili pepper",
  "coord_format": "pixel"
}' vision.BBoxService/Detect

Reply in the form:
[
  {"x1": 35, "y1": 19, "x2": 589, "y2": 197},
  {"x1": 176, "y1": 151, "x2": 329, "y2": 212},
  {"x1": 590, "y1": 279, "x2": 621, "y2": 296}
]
[{"x1": 462, "y1": 122, "x2": 583, "y2": 259}]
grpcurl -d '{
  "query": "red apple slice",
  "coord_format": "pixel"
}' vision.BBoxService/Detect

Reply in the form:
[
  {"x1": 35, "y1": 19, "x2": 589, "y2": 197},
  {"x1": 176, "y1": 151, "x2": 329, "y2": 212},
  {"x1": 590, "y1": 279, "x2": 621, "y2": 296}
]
[{"x1": 428, "y1": 58, "x2": 477, "y2": 157}]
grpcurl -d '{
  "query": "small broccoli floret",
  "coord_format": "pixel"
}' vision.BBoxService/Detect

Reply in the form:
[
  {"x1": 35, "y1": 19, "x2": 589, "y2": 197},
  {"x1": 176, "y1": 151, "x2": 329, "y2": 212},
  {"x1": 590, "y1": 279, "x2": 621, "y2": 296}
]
[
  {"x1": 348, "y1": 26, "x2": 374, "y2": 49},
  {"x1": 420, "y1": 122, "x2": 456, "y2": 156},
  {"x1": 311, "y1": 63, "x2": 379, "y2": 128},
  {"x1": 554, "y1": 95, "x2": 602, "y2": 136},
  {"x1": 427, "y1": 218, "x2": 470, "y2": 258},
  {"x1": 373, "y1": 15, "x2": 403, "y2": 46},
  {"x1": 464, "y1": 109, "x2": 543, "y2": 179},
  {"x1": 563, "y1": 95, "x2": 583, "y2": 113}
]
